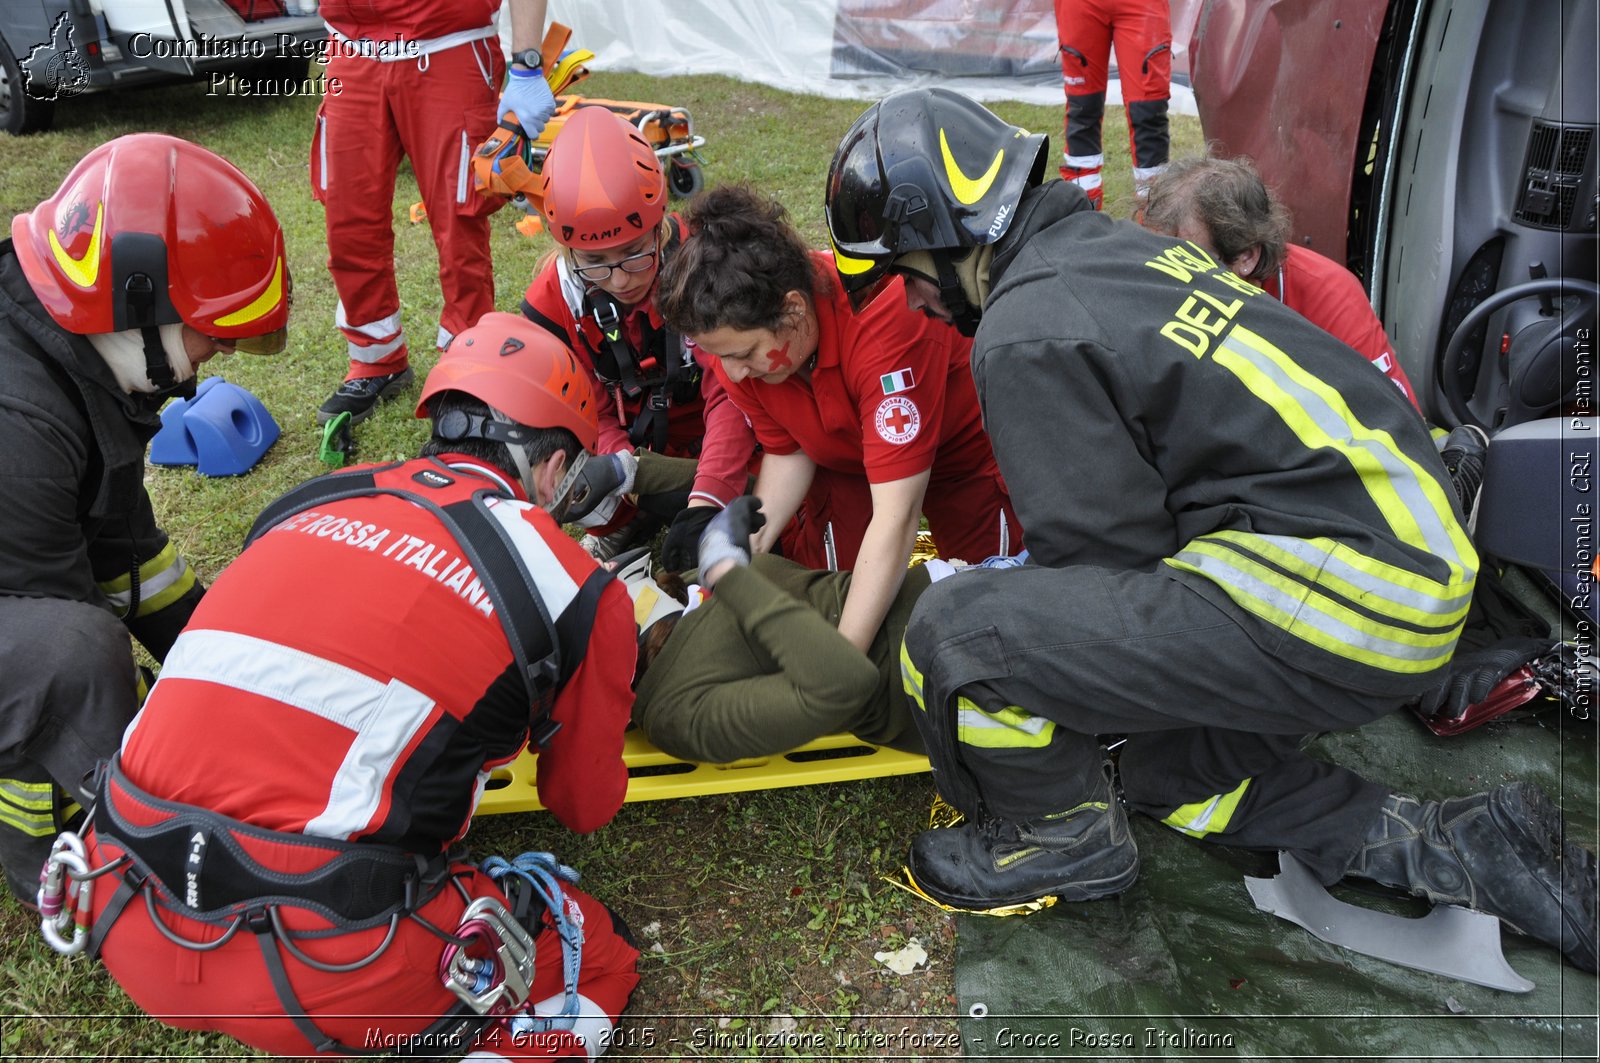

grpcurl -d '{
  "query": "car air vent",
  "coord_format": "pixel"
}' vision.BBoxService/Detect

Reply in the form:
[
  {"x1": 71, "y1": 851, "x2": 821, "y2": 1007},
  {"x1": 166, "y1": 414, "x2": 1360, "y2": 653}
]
[{"x1": 1515, "y1": 120, "x2": 1597, "y2": 231}]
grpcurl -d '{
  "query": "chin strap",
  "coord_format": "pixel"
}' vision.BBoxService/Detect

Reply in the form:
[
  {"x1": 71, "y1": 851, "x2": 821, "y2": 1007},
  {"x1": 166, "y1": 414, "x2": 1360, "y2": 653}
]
[
  {"x1": 931, "y1": 250, "x2": 983, "y2": 337},
  {"x1": 139, "y1": 325, "x2": 180, "y2": 393},
  {"x1": 123, "y1": 270, "x2": 190, "y2": 397}
]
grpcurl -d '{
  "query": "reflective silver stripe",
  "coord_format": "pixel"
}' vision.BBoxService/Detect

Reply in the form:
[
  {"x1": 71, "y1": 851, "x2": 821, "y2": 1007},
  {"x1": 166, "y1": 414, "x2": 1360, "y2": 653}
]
[
  {"x1": 483, "y1": 499, "x2": 583, "y2": 618},
  {"x1": 325, "y1": 22, "x2": 498, "y2": 62},
  {"x1": 335, "y1": 303, "x2": 404, "y2": 341},
  {"x1": 347, "y1": 335, "x2": 405, "y2": 363},
  {"x1": 956, "y1": 707, "x2": 1052, "y2": 737},
  {"x1": 899, "y1": 639, "x2": 925, "y2": 709},
  {"x1": 101, "y1": 555, "x2": 189, "y2": 611},
  {"x1": 1212, "y1": 531, "x2": 1472, "y2": 627},
  {"x1": 151, "y1": 629, "x2": 437, "y2": 840},
  {"x1": 1176, "y1": 794, "x2": 1224, "y2": 834},
  {"x1": 456, "y1": 130, "x2": 470, "y2": 205},
  {"x1": 317, "y1": 114, "x2": 329, "y2": 193},
  {"x1": 1062, "y1": 151, "x2": 1104, "y2": 168},
  {"x1": 1218, "y1": 328, "x2": 1472, "y2": 574},
  {"x1": 1173, "y1": 547, "x2": 1457, "y2": 668}
]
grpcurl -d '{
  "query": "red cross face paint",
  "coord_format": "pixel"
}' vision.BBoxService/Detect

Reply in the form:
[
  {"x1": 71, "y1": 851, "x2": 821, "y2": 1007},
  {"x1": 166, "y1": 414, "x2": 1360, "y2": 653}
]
[{"x1": 763, "y1": 342, "x2": 795, "y2": 374}]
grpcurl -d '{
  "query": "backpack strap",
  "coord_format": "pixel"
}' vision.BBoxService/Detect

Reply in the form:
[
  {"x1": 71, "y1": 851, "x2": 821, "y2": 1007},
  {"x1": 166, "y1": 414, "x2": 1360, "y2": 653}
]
[{"x1": 247, "y1": 460, "x2": 599, "y2": 747}]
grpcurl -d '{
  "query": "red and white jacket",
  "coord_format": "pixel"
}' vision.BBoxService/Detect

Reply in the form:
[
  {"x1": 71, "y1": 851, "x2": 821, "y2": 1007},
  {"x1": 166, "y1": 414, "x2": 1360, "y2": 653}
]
[{"x1": 118, "y1": 457, "x2": 635, "y2": 845}]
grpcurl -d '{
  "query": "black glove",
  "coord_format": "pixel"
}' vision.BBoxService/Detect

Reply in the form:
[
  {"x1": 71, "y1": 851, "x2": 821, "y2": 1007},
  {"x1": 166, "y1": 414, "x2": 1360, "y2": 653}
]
[
  {"x1": 696, "y1": 496, "x2": 767, "y2": 584},
  {"x1": 660, "y1": 505, "x2": 719, "y2": 572},
  {"x1": 1418, "y1": 637, "x2": 1558, "y2": 719}
]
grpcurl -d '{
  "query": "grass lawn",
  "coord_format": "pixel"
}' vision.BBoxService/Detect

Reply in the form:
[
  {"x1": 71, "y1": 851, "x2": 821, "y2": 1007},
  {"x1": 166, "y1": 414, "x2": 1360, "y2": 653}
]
[{"x1": 0, "y1": 69, "x2": 1201, "y2": 1059}]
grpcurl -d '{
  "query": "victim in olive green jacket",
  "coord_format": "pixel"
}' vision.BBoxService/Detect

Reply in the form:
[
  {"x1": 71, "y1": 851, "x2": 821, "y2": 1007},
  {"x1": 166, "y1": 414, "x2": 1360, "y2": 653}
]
[{"x1": 632, "y1": 553, "x2": 931, "y2": 763}]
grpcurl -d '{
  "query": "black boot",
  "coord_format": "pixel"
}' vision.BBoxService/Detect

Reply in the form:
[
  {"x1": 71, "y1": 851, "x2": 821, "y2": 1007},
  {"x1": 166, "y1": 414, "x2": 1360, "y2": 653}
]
[
  {"x1": 907, "y1": 769, "x2": 1139, "y2": 910},
  {"x1": 1344, "y1": 783, "x2": 1598, "y2": 972}
]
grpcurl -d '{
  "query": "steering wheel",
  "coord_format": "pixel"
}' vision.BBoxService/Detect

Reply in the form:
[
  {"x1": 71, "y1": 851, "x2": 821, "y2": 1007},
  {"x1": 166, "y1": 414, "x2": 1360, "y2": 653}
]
[{"x1": 1436, "y1": 278, "x2": 1599, "y2": 430}]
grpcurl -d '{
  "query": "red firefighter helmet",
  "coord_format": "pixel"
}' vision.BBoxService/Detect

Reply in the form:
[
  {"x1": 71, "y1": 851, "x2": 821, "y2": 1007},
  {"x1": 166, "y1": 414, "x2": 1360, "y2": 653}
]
[
  {"x1": 10, "y1": 134, "x2": 290, "y2": 352},
  {"x1": 417, "y1": 311, "x2": 599, "y2": 452},
  {"x1": 534, "y1": 106, "x2": 667, "y2": 250}
]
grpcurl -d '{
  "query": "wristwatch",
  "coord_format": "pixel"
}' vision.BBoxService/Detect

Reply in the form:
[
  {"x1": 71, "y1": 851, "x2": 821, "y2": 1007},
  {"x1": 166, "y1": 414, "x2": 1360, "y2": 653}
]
[{"x1": 510, "y1": 48, "x2": 542, "y2": 70}]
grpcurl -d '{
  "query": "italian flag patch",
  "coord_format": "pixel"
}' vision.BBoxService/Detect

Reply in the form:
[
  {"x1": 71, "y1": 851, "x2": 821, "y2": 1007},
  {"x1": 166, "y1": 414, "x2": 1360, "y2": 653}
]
[{"x1": 880, "y1": 368, "x2": 915, "y2": 395}]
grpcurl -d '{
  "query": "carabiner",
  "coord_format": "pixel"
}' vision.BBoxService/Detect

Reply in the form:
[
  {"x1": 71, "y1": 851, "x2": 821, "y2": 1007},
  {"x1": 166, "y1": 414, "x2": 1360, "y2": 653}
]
[
  {"x1": 439, "y1": 895, "x2": 537, "y2": 1016},
  {"x1": 39, "y1": 833, "x2": 93, "y2": 957}
]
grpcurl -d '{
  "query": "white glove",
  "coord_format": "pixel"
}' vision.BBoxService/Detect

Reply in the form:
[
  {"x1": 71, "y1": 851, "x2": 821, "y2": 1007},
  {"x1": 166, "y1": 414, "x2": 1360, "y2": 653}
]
[{"x1": 498, "y1": 67, "x2": 557, "y2": 138}]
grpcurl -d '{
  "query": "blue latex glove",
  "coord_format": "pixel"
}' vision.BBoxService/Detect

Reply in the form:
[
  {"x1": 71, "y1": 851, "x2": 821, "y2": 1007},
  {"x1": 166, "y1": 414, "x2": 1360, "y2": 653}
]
[{"x1": 498, "y1": 66, "x2": 557, "y2": 138}]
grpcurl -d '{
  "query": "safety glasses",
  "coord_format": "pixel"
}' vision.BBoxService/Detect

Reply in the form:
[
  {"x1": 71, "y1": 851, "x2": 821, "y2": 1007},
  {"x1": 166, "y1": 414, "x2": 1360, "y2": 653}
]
[{"x1": 570, "y1": 245, "x2": 659, "y2": 283}]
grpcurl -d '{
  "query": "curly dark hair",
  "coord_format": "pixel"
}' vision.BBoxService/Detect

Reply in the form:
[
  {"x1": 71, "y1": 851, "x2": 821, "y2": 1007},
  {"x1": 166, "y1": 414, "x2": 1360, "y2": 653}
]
[
  {"x1": 1142, "y1": 154, "x2": 1291, "y2": 282},
  {"x1": 657, "y1": 182, "x2": 829, "y2": 336}
]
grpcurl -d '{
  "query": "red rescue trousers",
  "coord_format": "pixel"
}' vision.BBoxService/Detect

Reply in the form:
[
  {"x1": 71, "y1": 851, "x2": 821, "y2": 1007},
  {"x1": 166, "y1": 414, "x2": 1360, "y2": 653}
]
[
  {"x1": 311, "y1": 37, "x2": 505, "y2": 379},
  {"x1": 85, "y1": 837, "x2": 640, "y2": 1060}
]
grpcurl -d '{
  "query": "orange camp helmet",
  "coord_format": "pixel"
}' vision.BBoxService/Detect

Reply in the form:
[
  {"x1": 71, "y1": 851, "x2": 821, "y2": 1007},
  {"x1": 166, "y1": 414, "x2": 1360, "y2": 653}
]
[
  {"x1": 11, "y1": 134, "x2": 289, "y2": 351},
  {"x1": 534, "y1": 106, "x2": 666, "y2": 250},
  {"x1": 417, "y1": 311, "x2": 599, "y2": 452}
]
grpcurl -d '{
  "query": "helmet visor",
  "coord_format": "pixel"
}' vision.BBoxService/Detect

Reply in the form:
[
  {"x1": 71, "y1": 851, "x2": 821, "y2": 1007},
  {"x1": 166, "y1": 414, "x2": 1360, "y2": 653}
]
[
  {"x1": 211, "y1": 266, "x2": 292, "y2": 354},
  {"x1": 220, "y1": 326, "x2": 289, "y2": 356}
]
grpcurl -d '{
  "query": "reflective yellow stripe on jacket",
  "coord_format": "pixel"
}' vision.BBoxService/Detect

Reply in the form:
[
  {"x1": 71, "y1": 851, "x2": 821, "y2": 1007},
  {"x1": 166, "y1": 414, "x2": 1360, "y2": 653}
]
[
  {"x1": 98, "y1": 542, "x2": 195, "y2": 617},
  {"x1": 1162, "y1": 778, "x2": 1251, "y2": 838},
  {"x1": 0, "y1": 778, "x2": 60, "y2": 836},
  {"x1": 901, "y1": 638, "x2": 1054, "y2": 750},
  {"x1": 1166, "y1": 325, "x2": 1478, "y2": 674}
]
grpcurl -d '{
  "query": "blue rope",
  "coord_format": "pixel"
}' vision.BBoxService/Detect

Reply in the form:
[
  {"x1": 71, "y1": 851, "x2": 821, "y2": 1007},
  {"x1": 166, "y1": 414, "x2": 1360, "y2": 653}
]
[{"x1": 480, "y1": 852, "x2": 584, "y2": 1033}]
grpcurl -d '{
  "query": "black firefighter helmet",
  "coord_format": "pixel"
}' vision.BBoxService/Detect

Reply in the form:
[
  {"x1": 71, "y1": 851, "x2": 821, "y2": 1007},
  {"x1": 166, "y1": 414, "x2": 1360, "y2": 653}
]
[{"x1": 824, "y1": 87, "x2": 1048, "y2": 317}]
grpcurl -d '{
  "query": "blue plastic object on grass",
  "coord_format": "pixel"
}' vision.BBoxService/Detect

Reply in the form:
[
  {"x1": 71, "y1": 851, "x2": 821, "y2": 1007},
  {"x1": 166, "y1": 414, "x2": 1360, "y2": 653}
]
[{"x1": 148, "y1": 377, "x2": 279, "y2": 476}]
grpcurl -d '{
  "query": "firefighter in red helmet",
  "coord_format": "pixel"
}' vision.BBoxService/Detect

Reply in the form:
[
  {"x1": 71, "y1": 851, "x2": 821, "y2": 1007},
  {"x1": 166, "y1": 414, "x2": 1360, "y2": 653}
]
[
  {"x1": 0, "y1": 133, "x2": 290, "y2": 904},
  {"x1": 61, "y1": 312, "x2": 640, "y2": 1060}
]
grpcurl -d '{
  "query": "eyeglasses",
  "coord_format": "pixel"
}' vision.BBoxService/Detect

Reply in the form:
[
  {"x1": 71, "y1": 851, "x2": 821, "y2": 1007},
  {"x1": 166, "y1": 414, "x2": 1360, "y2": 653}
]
[{"x1": 571, "y1": 246, "x2": 659, "y2": 283}]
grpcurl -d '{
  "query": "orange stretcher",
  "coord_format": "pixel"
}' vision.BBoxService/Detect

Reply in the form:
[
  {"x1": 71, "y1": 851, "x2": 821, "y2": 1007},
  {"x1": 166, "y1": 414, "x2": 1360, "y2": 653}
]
[{"x1": 467, "y1": 21, "x2": 707, "y2": 228}]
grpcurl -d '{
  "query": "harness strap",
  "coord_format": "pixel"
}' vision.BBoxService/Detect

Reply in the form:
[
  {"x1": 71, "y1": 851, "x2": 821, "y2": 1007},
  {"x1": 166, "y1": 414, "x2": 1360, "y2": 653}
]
[
  {"x1": 245, "y1": 460, "x2": 581, "y2": 740},
  {"x1": 87, "y1": 859, "x2": 143, "y2": 960},
  {"x1": 96, "y1": 757, "x2": 449, "y2": 927},
  {"x1": 247, "y1": 909, "x2": 492, "y2": 1058},
  {"x1": 577, "y1": 218, "x2": 697, "y2": 454}
]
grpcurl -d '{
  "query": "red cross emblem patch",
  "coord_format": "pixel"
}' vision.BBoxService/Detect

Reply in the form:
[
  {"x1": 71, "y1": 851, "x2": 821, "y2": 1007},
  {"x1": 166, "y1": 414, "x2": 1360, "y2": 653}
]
[{"x1": 874, "y1": 395, "x2": 921, "y2": 446}]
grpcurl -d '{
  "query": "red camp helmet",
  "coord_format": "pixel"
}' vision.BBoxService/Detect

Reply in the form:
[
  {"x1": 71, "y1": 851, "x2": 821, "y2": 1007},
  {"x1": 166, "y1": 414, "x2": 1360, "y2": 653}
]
[
  {"x1": 10, "y1": 134, "x2": 290, "y2": 352},
  {"x1": 417, "y1": 311, "x2": 599, "y2": 452},
  {"x1": 534, "y1": 106, "x2": 667, "y2": 250}
]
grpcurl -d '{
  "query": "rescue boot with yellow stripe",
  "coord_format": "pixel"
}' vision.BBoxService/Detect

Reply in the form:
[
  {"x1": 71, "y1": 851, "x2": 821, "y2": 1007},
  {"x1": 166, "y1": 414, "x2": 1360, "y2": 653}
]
[
  {"x1": 907, "y1": 765, "x2": 1139, "y2": 911},
  {"x1": 1343, "y1": 782, "x2": 1598, "y2": 973}
]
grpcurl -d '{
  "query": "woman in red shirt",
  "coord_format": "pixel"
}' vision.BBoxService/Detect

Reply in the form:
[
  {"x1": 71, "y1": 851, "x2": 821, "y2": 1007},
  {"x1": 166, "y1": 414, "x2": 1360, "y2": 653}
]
[
  {"x1": 658, "y1": 184, "x2": 1020, "y2": 652},
  {"x1": 521, "y1": 106, "x2": 755, "y2": 560}
]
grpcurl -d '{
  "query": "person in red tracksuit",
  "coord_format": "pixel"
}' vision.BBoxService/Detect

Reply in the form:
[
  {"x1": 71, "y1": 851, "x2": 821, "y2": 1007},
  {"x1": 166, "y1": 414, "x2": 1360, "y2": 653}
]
[
  {"x1": 521, "y1": 106, "x2": 757, "y2": 565},
  {"x1": 312, "y1": 0, "x2": 558, "y2": 428},
  {"x1": 74, "y1": 315, "x2": 639, "y2": 1061},
  {"x1": 1054, "y1": 0, "x2": 1172, "y2": 209},
  {"x1": 658, "y1": 184, "x2": 1021, "y2": 655},
  {"x1": 1141, "y1": 155, "x2": 1422, "y2": 410}
]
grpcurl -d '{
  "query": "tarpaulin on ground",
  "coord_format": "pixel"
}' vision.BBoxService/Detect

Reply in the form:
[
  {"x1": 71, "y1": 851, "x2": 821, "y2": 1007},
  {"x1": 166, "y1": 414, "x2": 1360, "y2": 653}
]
[
  {"x1": 538, "y1": 0, "x2": 1201, "y2": 113},
  {"x1": 955, "y1": 708, "x2": 1599, "y2": 1059}
]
